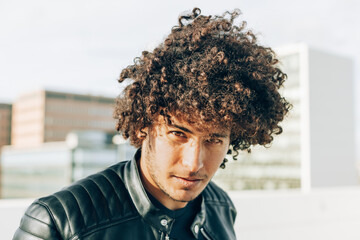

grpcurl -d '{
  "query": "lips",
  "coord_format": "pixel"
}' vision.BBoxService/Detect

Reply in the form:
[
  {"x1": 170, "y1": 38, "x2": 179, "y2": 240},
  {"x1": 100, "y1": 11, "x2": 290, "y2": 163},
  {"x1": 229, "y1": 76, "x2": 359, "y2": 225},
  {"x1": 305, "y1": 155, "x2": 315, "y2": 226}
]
[
  {"x1": 179, "y1": 176, "x2": 201, "y2": 181},
  {"x1": 173, "y1": 176, "x2": 203, "y2": 188}
]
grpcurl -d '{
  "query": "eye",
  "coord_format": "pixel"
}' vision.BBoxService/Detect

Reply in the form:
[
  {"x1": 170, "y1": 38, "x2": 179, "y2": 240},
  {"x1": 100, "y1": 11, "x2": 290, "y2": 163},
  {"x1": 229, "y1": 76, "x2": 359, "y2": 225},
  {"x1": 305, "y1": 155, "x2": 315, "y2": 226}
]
[
  {"x1": 206, "y1": 138, "x2": 223, "y2": 144},
  {"x1": 170, "y1": 131, "x2": 186, "y2": 138}
]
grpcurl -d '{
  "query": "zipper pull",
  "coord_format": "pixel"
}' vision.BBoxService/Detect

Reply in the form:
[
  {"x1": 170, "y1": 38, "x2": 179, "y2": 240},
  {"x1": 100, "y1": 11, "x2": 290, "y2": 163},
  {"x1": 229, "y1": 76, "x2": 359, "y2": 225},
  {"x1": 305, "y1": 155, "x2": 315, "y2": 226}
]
[{"x1": 200, "y1": 227, "x2": 212, "y2": 240}]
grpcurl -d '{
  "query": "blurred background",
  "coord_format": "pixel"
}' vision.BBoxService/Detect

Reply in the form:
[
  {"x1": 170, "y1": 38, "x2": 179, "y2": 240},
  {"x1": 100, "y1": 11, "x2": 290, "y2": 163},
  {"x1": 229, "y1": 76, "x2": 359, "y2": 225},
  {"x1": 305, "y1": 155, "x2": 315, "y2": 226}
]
[{"x1": 1, "y1": 0, "x2": 359, "y2": 239}]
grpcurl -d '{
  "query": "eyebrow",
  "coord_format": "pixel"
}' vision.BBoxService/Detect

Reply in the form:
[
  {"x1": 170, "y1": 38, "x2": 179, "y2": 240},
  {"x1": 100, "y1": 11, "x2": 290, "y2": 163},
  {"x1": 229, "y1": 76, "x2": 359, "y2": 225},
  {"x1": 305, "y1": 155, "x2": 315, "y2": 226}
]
[
  {"x1": 171, "y1": 124, "x2": 229, "y2": 138},
  {"x1": 209, "y1": 133, "x2": 229, "y2": 138},
  {"x1": 172, "y1": 124, "x2": 194, "y2": 134}
]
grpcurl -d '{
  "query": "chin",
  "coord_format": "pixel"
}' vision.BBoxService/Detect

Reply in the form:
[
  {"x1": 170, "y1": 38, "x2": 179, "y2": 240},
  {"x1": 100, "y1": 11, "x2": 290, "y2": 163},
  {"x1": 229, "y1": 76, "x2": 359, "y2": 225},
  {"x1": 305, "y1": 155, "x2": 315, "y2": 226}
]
[{"x1": 170, "y1": 189, "x2": 201, "y2": 202}]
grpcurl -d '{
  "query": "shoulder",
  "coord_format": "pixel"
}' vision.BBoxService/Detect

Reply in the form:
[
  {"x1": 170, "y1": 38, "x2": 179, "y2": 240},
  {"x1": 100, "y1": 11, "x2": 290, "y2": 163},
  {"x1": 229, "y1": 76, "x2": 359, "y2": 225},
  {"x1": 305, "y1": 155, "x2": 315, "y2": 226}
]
[
  {"x1": 13, "y1": 201, "x2": 62, "y2": 239},
  {"x1": 202, "y1": 181, "x2": 237, "y2": 223},
  {"x1": 14, "y1": 161, "x2": 138, "y2": 239},
  {"x1": 202, "y1": 181, "x2": 235, "y2": 208},
  {"x1": 201, "y1": 181, "x2": 237, "y2": 239}
]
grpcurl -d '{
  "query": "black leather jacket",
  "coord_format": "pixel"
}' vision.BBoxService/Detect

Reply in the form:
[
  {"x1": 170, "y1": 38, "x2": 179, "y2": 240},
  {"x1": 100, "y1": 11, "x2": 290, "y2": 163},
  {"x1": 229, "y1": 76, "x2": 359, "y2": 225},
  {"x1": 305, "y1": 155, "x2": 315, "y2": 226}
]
[{"x1": 13, "y1": 154, "x2": 237, "y2": 240}]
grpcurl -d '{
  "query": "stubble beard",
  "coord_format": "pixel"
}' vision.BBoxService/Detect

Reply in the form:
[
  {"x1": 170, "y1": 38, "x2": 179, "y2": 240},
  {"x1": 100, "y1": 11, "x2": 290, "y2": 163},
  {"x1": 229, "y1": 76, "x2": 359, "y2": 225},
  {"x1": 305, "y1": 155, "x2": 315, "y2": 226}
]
[
  {"x1": 147, "y1": 153, "x2": 192, "y2": 203},
  {"x1": 144, "y1": 131, "x2": 204, "y2": 204}
]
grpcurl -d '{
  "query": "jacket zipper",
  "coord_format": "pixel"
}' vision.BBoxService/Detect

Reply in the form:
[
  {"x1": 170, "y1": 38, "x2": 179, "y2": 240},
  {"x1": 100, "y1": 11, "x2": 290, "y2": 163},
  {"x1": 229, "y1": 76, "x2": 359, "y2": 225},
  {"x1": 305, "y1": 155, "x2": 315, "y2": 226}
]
[
  {"x1": 200, "y1": 228, "x2": 212, "y2": 240},
  {"x1": 160, "y1": 231, "x2": 170, "y2": 240}
]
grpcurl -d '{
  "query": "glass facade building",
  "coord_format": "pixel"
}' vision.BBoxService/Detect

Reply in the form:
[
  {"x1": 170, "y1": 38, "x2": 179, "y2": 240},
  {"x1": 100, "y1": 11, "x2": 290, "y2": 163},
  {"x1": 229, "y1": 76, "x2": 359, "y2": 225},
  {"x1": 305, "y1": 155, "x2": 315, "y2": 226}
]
[
  {"x1": 213, "y1": 44, "x2": 357, "y2": 191},
  {"x1": 1, "y1": 131, "x2": 136, "y2": 198}
]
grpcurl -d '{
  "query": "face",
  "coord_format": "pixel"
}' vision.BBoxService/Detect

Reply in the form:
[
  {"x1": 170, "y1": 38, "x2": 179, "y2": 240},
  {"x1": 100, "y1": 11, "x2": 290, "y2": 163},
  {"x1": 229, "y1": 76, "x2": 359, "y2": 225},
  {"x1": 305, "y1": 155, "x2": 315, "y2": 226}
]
[{"x1": 139, "y1": 116, "x2": 230, "y2": 210}]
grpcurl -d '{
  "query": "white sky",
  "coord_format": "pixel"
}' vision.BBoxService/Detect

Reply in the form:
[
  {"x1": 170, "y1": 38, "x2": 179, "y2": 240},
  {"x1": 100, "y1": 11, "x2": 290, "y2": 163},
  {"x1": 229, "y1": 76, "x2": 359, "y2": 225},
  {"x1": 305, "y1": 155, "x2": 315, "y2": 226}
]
[{"x1": 0, "y1": 0, "x2": 359, "y2": 151}]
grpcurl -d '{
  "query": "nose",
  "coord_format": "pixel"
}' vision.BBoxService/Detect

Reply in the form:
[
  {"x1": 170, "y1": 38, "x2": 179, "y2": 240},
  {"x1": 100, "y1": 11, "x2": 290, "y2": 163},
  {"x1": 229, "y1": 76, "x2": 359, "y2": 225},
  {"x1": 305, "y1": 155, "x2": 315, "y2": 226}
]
[{"x1": 182, "y1": 140, "x2": 204, "y2": 173}]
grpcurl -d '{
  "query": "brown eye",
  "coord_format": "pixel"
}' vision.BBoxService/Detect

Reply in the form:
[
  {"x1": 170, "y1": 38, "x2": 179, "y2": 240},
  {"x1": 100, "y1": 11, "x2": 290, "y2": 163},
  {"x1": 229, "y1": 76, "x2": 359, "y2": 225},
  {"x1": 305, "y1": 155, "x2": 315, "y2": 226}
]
[
  {"x1": 206, "y1": 138, "x2": 223, "y2": 144},
  {"x1": 171, "y1": 131, "x2": 186, "y2": 138}
]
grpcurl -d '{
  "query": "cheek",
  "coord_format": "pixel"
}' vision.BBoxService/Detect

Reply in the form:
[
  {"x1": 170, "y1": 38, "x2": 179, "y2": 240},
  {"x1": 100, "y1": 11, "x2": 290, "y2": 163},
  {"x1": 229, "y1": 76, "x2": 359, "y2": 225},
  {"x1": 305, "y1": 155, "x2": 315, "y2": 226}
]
[
  {"x1": 204, "y1": 149, "x2": 227, "y2": 172},
  {"x1": 153, "y1": 138, "x2": 179, "y2": 165}
]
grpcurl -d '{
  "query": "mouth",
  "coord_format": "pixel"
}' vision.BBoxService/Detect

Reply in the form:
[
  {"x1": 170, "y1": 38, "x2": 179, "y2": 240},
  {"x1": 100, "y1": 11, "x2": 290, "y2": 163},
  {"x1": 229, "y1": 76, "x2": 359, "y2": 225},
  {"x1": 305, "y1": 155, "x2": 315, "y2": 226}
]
[{"x1": 172, "y1": 176, "x2": 203, "y2": 188}]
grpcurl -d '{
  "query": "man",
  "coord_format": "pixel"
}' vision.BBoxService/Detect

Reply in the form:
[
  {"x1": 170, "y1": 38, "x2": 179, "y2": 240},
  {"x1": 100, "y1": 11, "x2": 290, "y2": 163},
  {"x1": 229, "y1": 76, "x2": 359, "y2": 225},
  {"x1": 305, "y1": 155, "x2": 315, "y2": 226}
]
[{"x1": 13, "y1": 8, "x2": 290, "y2": 240}]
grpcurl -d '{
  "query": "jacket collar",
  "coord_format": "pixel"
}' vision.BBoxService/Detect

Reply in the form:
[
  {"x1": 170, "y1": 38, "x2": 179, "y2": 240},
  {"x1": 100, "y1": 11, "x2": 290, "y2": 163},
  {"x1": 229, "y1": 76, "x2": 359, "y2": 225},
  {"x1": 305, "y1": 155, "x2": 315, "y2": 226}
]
[{"x1": 123, "y1": 149, "x2": 206, "y2": 235}]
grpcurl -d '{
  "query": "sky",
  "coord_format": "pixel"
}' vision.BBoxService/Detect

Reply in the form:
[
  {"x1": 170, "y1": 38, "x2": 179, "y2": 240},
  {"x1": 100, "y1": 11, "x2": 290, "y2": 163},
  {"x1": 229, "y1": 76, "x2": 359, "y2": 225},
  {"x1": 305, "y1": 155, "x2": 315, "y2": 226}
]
[{"x1": 0, "y1": 0, "x2": 359, "y2": 153}]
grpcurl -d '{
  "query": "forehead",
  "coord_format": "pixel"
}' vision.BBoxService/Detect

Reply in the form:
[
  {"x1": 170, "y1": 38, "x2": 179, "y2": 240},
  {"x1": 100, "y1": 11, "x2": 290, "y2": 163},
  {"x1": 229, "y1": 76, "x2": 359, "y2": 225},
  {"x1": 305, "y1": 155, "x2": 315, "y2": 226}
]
[{"x1": 156, "y1": 114, "x2": 230, "y2": 136}]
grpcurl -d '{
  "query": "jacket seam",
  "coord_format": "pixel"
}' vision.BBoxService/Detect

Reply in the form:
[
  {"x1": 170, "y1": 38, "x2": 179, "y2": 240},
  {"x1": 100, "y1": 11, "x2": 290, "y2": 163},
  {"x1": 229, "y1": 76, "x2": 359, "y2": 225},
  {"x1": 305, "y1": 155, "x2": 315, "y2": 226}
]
[
  {"x1": 65, "y1": 179, "x2": 135, "y2": 240},
  {"x1": 76, "y1": 215, "x2": 141, "y2": 239},
  {"x1": 53, "y1": 194, "x2": 76, "y2": 235},
  {"x1": 24, "y1": 211, "x2": 54, "y2": 227},
  {"x1": 86, "y1": 177, "x2": 112, "y2": 220},
  {"x1": 36, "y1": 201, "x2": 64, "y2": 239},
  {"x1": 98, "y1": 170, "x2": 123, "y2": 205},
  {"x1": 76, "y1": 182, "x2": 99, "y2": 224},
  {"x1": 17, "y1": 224, "x2": 47, "y2": 239},
  {"x1": 65, "y1": 189, "x2": 87, "y2": 231}
]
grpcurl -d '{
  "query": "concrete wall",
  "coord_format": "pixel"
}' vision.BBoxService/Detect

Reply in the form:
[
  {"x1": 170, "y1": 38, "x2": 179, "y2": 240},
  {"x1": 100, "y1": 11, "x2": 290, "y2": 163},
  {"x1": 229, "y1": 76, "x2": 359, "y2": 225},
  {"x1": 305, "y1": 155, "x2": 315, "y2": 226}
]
[
  {"x1": 232, "y1": 187, "x2": 360, "y2": 240},
  {"x1": 308, "y1": 48, "x2": 357, "y2": 187}
]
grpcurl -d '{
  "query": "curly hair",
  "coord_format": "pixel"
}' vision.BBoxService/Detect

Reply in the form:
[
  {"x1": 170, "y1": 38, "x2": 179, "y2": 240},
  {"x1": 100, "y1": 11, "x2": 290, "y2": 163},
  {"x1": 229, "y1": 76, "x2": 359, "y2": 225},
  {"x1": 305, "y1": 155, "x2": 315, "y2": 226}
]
[{"x1": 114, "y1": 8, "x2": 291, "y2": 164}]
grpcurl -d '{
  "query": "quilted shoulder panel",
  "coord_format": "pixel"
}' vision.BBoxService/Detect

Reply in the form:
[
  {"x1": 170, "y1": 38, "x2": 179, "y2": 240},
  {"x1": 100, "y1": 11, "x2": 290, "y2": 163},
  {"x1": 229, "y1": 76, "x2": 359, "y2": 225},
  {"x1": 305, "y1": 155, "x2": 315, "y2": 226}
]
[
  {"x1": 13, "y1": 201, "x2": 62, "y2": 240},
  {"x1": 14, "y1": 161, "x2": 138, "y2": 240}
]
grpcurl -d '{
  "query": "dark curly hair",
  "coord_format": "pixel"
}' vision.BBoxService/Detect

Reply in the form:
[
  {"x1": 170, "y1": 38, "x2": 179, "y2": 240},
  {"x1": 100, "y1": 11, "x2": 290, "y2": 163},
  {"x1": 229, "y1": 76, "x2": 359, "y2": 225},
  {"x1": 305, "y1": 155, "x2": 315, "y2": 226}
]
[{"x1": 114, "y1": 8, "x2": 291, "y2": 165}]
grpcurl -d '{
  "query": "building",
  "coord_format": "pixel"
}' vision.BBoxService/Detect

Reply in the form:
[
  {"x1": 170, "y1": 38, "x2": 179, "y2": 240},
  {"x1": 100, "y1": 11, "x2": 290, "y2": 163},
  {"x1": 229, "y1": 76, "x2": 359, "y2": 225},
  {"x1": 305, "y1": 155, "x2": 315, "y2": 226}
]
[
  {"x1": 0, "y1": 103, "x2": 12, "y2": 148},
  {"x1": 0, "y1": 103, "x2": 12, "y2": 194},
  {"x1": 11, "y1": 90, "x2": 116, "y2": 147},
  {"x1": 1, "y1": 131, "x2": 136, "y2": 198},
  {"x1": 213, "y1": 44, "x2": 358, "y2": 192}
]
